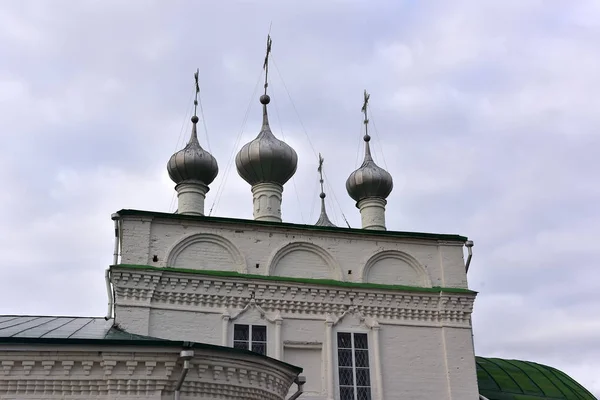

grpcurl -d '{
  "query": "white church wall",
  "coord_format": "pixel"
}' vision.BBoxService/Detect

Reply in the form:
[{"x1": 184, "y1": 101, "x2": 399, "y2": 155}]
[
  {"x1": 118, "y1": 213, "x2": 469, "y2": 290},
  {"x1": 112, "y1": 265, "x2": 478, "y2": 400},
  {"x1": 441, "y1": 326, "x2": 480, "y2": 398},
  {"x1": 148, "y1": 309, "x2": 222, "y2": 346},
  {"x1": 379, "y1": 325, "x2": 449, "y2": 399}
]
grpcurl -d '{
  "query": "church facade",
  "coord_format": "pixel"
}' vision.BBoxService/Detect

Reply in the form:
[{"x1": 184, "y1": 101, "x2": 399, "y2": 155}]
[{"x1": 110, "y1": 208, "x2": 478, "y2": 400}]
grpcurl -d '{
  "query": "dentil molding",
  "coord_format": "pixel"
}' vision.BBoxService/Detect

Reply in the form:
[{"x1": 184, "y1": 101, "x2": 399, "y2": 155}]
[{"x1": 112, "y1": 269, "x2": 475, "y2": 327}]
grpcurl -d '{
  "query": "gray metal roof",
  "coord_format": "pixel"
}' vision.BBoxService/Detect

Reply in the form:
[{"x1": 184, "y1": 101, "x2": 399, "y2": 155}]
[
  {"x1": 0, "y1": 315, "x2": 303, "y2": 373},
  {"x1": 0, "y1": 315, "x2": 157, "y2": 340}
]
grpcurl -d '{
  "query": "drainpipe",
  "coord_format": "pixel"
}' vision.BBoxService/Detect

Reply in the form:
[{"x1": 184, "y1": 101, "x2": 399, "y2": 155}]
[
  {"x1": 174, "y1": 349, "x2": 194, "y2": 400},
  {"x1": 464, "y1": 240, "x2": 474, "y2": 273},
  {"x1": 104, "y1": 213, "x2": 120, "y2": 321},
  {"x1": 104, "y1": 269, "x2": 113, "y2": 320},
  {"x1": 111, "y1": 213, "x2": 120, "y2": 265},
  {"x1": 287, "y1": 375, "x2": 306, "y2": 400}
]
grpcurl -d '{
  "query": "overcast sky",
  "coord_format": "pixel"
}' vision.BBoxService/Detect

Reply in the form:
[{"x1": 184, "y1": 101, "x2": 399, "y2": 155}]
[{"x1": 1, "y1": 0, "x2": 598, "y2": 394}]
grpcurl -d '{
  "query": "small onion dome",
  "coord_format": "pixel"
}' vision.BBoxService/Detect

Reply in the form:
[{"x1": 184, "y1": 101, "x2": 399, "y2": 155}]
[
  {"x1": 346, "y1": 134, "x2": 393, "y2": 203},
  {"x1": 235, "y1": 94, "x2": 298, "y2": 186},
  {"x1": 167, "y1": 115, "x2": 219, "y2": 185}
]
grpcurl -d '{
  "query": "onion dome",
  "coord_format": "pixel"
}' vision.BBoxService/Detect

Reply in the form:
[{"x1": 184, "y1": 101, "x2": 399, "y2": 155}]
[
  {"x1": 167, "y1": 115, "x2": 219, "y2": 185},
  {"x1": 346, "y1": 133, "x2": 393, "y2": 202},
  {"x1": 346, "y1": 91, "x2": 393, "y2": 203},
  {"x1": 235, "y1": 94, "x2": 298, "y2": 186}
]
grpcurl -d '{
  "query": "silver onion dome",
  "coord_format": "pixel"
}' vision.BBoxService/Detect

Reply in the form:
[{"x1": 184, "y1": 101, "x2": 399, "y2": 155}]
[
  {"x1": 167, "y1": 115, "x2": 219, "y2": 185},
  {"x1": 235, "y1": 95, "x2": 298, "y2": 186},
  {"x1": 346, "y1": 133, "x2": 393, "y2": 203}
]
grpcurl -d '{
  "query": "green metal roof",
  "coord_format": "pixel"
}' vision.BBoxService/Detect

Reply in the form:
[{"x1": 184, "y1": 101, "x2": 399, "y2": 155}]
[
  {"x1": 476, "y1": 357, "x2": 596, "y2": 400},
  {"x1": 116, "y1": 209, "x2": 469, "y2": 242}
]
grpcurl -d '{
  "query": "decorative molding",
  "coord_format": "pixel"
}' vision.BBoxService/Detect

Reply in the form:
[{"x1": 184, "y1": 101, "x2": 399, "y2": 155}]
[
  {"x1": 362, "y1": 250, "x2": 433, "y2": 288},
  {"x1": 267, "y1": 241, "x2": 343, "y2": 281},
  {"x1": 165, "y1": 233, "x2": 247, "y2": 273},
  {"x1": 227, "y1": 298, "x2": 282, "y2": 323},
  {"x1": 283, "y1": 341, "x2": 323, "y2": 350},
  {"x1": 0, "y1": 351, "x2": 297, "y2": 400},
  {"x1": 112, "y1": 270, "x2": 475, "y2": 328},
  {"x1": 329, "y1": 305, "x2": 379, "y2": 329}
]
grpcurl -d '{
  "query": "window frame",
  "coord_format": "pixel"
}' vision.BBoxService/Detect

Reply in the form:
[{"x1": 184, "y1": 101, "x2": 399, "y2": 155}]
[
  {"x1": 232, "y1": 323, "x2": 268, "y2": 356},
  {"x1": 334, "y1": 330, "x2": 373, "y2": 400}
]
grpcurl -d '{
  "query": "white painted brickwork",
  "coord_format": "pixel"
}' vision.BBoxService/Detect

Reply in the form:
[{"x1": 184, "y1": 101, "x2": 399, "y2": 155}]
[
  {"x1": 111, "y1": 213, "x2": 480, "y2": 400},
  {"x1": 119, "y1": 214, "x2": 469, "y2": 289},
  {"x1": 0, "y1": 345, "x2": 300, "y2": 400}
]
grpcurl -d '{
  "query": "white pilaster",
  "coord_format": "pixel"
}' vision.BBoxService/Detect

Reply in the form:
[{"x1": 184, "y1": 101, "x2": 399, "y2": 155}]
[
  {"x1": 371, "y1": 323, "x2": 384, "y2": 400},
  {"x1": 175, "y1": 181, "x2": 209, "y2": 216},
  {"x1": 251, "y1": 182, "x2": 283, "y2": 222},
  {"x1": 221, "y1": 312, "x2": 230, "y2": 346},
  {"x1": 274, "y1": 314, "x2": 283, "y2": 360},
  {"x1": 357, "y1": 197, "x2": 387, "y2": 230},
  {"x1": 325, "y1": 315, "x2": 335, "y2": 400}
]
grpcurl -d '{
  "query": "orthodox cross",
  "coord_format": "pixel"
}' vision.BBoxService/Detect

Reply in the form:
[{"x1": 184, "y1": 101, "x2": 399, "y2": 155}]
[
  {"x1": 193, "y1": 68, "x2": 200, "y2": 117},
  {"x1": 361, "y1": 89, "x2": 370, "y2": 125},
  {"x1": 263, "y1": 35, "x2": 273, "y2": 95},
  {"x1": 317, "y1": 153, "x2": 325, "y2": 194}
]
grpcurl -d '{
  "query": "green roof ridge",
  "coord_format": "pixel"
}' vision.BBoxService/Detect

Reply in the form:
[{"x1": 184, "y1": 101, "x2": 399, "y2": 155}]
[
  {"x1": 116, "y1": 209, "x2": 468, "y2": 242},
  {"x1": 113, "y1": 264, "x2": 476, "y2": 294}
]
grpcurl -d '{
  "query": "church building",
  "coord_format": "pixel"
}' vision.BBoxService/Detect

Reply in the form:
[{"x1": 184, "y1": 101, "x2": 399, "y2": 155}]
[{"x1": 0, "y1": 36, "x2": 595, "y2": 400}]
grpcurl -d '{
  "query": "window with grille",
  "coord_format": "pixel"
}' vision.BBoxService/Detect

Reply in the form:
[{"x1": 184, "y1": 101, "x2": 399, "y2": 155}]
[
  {"x1": 337, "y1": 332, "x2": 371, "y2": 400},
  {"x1": 233, "y1": 324, "x2": 267, "y2": 355}
]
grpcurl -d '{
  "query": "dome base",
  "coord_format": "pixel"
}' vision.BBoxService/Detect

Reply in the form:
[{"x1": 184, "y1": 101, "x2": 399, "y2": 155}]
[
  {"x1": 357, "y1": 197, "x2": 387, "y2": 230},
  {"x1": 251, "y1": 182, "x2": 283, "y2": 222},
  {"x1": 175, "y1": 181, "x2": 209, "y2": 216}
]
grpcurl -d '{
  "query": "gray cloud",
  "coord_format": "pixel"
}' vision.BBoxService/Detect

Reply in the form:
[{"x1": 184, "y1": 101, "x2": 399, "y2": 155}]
[{"x1": 1, "y1": 0, "x2": 598, "y2": 394}]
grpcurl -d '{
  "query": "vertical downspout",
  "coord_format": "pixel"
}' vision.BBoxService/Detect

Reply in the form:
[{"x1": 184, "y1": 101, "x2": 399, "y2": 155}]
[
  {"x1": 287, "y1": 376, "x2": 306, "y2": 400},
  {"x1": 105, "y1": 213, "x2": 120, "y2": 321},
  {"x1": 465, "y1": 239, "x2": 479, "y2": 399},
  {"x1": 464, "y1": 240, "x2": 474, "y2": 273},
  {"x1": 174, "y1": 349, "x2": 194, "y2": 400}
]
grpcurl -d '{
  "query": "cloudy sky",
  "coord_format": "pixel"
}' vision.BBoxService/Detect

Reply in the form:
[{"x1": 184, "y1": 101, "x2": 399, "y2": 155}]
[{"x1": 1, "y1": 0, "x2": 598, "y2": 394}]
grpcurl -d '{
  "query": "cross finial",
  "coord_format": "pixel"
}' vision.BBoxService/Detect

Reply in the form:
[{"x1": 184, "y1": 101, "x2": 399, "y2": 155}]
[
  {"x1": 361, "y1": 89, "x2": 370, "y2": 124},
  {"x1": 317, "y1": 153, "x2": 325, "y2": 193},
  {"x1": 193, "y1": 68, "x2": 200, "y2": 118},
  {"x1": 263, "y1": 34, "x2": 273, "y2": 95}
]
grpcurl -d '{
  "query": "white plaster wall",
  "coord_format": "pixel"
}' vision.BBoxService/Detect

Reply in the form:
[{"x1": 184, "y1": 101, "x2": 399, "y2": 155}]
[
  {"x1": 442, "y1": 326, "x2": 480, "y2": 399},
  {"x1": 284, "y1": 347, "x2": 323, "y2": 397},
  {"x1": 119, "y1": 215, "x2": 469, "y2": 289},
  {"x1": 273, "y1": 248, "x2": 331, "y2": 279},
  {"x1": 115, "y1": 306, "x2": 150, "y2": 335},
  {"x1": 148, "y1": 309, "x2": 222, "y2": 345},
  {"x1": 366, "y1": 257, "x2": 425, "y2": 286},
  {"x1": 114, "y1": 300, "x2": 478, "y2": 400},
  {"x1": 379, "y1": 325, "x2": 448, "y2": 399}
]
